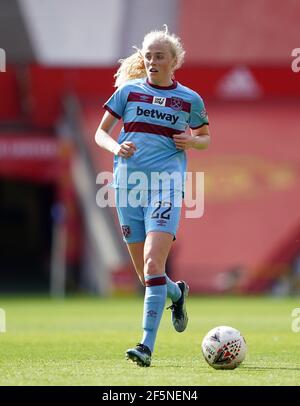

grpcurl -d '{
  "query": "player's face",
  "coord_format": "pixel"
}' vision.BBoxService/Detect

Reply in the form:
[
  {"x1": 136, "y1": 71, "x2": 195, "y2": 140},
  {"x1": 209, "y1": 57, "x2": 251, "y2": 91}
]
[{"x1": 143, "y1": 41, "x2": 176, "y2": 86}]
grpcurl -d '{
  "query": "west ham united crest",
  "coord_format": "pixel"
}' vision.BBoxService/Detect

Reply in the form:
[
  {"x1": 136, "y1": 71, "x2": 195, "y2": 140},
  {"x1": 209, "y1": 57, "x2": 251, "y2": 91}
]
[
  {"x1": 121, "y1": 225, "x2": 131, "y2": 238},
  {"x1": 170, "y1": 97, "x2": 183, "y2": 111}
]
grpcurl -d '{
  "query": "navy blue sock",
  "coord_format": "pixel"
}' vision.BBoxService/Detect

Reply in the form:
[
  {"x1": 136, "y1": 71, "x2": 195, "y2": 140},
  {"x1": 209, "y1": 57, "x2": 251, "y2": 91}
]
[{"x1": 141, "y1": 274, "x2": 167, "y2": 353}]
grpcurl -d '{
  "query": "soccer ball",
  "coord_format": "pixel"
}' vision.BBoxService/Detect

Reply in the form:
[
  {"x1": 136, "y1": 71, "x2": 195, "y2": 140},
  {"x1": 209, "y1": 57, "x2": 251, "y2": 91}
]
[{"x1": 201, "y1": 326, "x2": 247, "y2": 370}]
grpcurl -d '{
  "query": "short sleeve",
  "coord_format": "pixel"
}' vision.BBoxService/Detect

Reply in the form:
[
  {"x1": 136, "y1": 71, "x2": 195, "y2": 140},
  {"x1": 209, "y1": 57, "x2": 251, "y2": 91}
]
[
  {"x1": 189, "y1": 93, "x2": 209, "y2": 129},
  {"x1": 103, "y1": 85, "x2": 128, "y2": 119}
]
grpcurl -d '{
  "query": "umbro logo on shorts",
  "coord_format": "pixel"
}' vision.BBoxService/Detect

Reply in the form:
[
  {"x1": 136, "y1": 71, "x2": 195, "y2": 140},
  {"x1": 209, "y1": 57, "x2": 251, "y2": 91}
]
[{"x1": 156, "y1": 219, "x2": 167, "y2": 227}]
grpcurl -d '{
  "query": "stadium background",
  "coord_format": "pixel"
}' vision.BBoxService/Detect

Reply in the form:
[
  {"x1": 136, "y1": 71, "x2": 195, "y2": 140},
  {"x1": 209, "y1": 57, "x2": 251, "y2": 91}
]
[{"x1": 0, "y1": 0, "x2": 300, "y2": 297}]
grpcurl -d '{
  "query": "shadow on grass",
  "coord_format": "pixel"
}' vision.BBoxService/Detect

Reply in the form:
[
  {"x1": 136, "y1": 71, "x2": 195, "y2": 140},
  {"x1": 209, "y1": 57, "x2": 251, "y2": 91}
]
[
  {"x1": 154, "y1": 364, "x2": 300, "y2": 372},
  {"x1": 242, "y1": 366, "x2": 300, "y2": 371}
]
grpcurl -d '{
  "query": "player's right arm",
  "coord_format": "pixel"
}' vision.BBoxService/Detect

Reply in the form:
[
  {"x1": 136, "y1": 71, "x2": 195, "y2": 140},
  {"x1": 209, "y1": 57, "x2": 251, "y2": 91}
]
[{"x1": 95, "y1": 111, "x2": 137, "y2": 159}]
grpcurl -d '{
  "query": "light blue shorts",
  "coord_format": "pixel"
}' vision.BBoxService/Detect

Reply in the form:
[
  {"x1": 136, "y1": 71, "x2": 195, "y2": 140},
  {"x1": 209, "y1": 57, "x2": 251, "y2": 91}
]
[{"x1": 115, "y1": 189, "x2": 183, "y2": 243}]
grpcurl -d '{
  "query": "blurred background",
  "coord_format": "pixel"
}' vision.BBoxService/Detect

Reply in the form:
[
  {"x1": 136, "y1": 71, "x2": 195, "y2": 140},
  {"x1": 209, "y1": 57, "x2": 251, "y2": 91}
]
[{"x1": 0, "y1": 0, "x2": 299, "y2": 297}]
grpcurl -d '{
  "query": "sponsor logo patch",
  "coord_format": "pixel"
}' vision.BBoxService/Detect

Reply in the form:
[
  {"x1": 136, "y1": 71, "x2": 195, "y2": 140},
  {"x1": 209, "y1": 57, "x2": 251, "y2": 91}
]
[{"x1": 153, "y1": 96, "x2": 166, "y2": 106}]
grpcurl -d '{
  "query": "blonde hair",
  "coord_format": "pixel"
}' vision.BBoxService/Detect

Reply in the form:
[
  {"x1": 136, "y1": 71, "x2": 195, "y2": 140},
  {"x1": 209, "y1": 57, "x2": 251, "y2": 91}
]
[{"x1": 114, "y1": 25, "x2": 185, "y2": 88}]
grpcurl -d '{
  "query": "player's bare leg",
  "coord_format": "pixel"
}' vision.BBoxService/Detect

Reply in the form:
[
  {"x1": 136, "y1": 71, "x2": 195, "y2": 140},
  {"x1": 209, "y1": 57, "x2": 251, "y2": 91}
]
[
  {"x1": 143, "y1": 231, "x2": 174, "y2": 277},
  {"x1": 127, "y1": 236, "x2": 182, "y2": 292},
  {"x1": 126, "y1": 242, "x2": 145, "y2": 286}
]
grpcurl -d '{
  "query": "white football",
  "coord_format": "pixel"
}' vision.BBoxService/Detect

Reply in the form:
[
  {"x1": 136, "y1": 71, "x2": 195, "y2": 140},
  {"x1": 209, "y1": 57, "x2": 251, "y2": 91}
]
[{"x1": 201, "y1": 326, "x2": 247, "y2": 370}]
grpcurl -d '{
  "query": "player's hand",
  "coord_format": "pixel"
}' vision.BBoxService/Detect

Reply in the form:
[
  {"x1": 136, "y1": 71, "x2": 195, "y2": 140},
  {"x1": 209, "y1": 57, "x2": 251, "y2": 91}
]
[
  {"x1": 117, "y1": 141, "x2": 137, "y2": 159},
  {"x1": 173, "y1": 133, "x2": 194, "y2": 150}
]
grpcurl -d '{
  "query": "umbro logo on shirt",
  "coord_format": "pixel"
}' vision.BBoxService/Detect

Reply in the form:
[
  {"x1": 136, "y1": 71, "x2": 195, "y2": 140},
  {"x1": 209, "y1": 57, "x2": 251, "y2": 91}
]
[{"x1": 136, "y1": 106, "x2": 179, "y2": 125}]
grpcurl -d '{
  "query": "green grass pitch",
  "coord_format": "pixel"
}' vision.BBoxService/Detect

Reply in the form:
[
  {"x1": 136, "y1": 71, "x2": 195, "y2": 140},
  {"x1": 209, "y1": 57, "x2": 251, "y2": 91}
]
[{"x1": 0, "y1": 295, "x2": 300, "y2": 386}]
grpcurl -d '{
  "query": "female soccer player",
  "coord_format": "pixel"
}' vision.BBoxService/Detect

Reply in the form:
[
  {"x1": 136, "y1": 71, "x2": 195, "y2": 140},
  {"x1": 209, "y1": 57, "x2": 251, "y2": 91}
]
[{"x1": 95, "y1": 25, "x2": 210, "y2": 367}]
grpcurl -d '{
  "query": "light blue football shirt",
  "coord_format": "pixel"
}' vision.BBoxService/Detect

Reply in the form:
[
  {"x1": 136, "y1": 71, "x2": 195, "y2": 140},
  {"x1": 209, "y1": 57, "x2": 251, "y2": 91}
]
[{"x1": 104, "y1": 78, "x2": 209, "y2": 191}]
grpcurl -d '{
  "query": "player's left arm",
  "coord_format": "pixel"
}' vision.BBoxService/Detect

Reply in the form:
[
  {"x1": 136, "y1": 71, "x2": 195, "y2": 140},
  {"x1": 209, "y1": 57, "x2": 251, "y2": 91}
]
[{"x1": 173, "y1": 125, "x2": 210, "y2": 151}]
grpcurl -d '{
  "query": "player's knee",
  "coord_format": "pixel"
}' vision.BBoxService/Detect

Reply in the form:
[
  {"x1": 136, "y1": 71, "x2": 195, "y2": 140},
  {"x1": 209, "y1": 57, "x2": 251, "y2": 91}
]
[{"x1": 144, "y1": 257, "x2": 163, "y2": 276}]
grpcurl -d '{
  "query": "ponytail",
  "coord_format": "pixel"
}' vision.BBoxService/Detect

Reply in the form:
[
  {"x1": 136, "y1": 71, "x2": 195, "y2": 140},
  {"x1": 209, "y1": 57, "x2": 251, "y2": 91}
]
[{"x1": 114, "y1": 50, "x2": 146, "y2": 88}]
